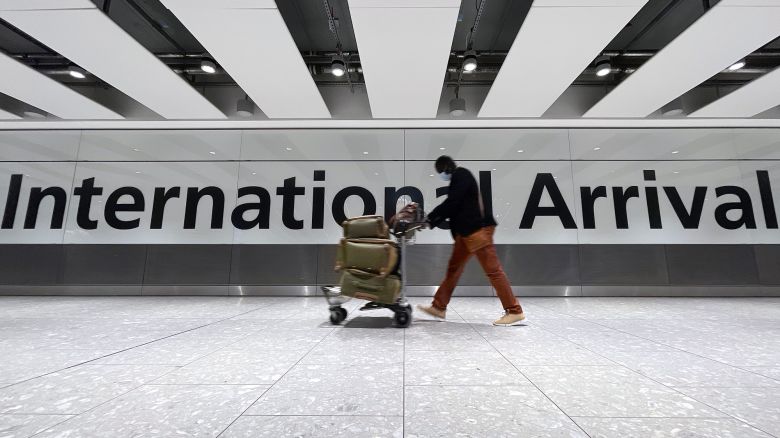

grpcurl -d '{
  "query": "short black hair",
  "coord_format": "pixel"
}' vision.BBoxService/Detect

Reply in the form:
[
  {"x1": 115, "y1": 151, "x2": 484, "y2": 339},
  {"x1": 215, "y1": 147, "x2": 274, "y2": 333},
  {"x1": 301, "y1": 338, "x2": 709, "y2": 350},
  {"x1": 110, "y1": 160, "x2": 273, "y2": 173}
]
[{"x1": 435, "y1": 155, "x2": 456, "y2": 173}]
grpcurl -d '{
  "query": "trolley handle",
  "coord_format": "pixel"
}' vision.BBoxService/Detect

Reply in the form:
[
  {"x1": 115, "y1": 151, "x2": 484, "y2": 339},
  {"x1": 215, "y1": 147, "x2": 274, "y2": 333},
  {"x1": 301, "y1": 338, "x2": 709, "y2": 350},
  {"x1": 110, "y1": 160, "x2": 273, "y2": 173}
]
[{"x1": 392, "y1": 219, "x2": 429, "y2": 237}]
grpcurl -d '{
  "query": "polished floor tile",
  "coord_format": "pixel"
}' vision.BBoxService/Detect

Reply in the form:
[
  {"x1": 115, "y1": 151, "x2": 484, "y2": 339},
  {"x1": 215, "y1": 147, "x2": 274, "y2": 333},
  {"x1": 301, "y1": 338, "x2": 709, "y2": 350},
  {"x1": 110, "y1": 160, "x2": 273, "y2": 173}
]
[
  {"x1": 606, "y1": 351, "x2": 780, "y2": 388},
  {"x1": 520, "y1": 366, "x2": 726, "y2": 418},
  {"x1": 221, "y1": 415, "x2": 403, "y2": 437},
  {"x1": 154, "y1": 349, "x2": 307, "y2": 385},
  {"x1": 405, "y1": 350, "x2": 530, "y2": 386},
  {"x1": 677, "y1": 386, "x2": 780, "y2": 436},
  {"x1": 573, "y1": 417, "x2": 773, "y2": 438},
  {"x1": 0, "y1": 414, "x2": 73, "y2": 438},
  {"x1": 246, "y1": 363, "x2": 403, "y2": 416},
  {"x1": 0, "y1": 296, "x2": 778, "y2": 437},
  {"x1": 405, "y1": 385, "x2": 586, "y2": 437},
  {"x1": 745, "y1": 366, "x2": 780, "y2": 382},
  {"x1": 35, "y1": 384, "x2": 267, "y2": 438},
  {"x1": 0, "y1": 364, "x2": 175, "y2": 415}
]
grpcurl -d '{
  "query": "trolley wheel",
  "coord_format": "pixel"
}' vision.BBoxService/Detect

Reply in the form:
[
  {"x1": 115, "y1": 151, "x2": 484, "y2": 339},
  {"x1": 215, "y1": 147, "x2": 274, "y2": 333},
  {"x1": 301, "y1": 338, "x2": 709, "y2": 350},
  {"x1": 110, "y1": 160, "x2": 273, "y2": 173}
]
[
  {"x1": 394, "y1": 307, "x2": 412, "y2": 328},
  {"x1": 330, "y1": 307, "x2": 346, "y2": 325}
]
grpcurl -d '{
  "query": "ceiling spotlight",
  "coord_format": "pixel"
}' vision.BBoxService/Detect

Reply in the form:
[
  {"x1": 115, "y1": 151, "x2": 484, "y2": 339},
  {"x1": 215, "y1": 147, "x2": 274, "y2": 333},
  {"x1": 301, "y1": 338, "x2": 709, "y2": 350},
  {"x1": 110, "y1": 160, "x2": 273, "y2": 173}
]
[
  {"x1": 200, "y1": 59, "x2": 217, "y2": 74},
  {"x1": 661, "y1": 98, "x2": 685, "y2": 117},
  {"x1": 23, "y1": 110, "x2": 46, "y2": 119},
  {"x1": 449, "y1": 97, "x2": 466, "y2": 117},
  {"x1": 594, "y1": 56, "x2": 611, "y2": 77},
  {"x1": 331, "y1": 56, "x2": 346, "y2": 77},
  {"x1": 68, "y1": 66, "x2": 87, "y2": 79},
  {"x1": 236, "y1": 98, "x2": 254, "y2": 117},
  {"x1": 727, "y1": 59, "x2": 746, "y2": 71},
  {"x1": 462, "y1": 50, "x2": 477, "y2": 72}
]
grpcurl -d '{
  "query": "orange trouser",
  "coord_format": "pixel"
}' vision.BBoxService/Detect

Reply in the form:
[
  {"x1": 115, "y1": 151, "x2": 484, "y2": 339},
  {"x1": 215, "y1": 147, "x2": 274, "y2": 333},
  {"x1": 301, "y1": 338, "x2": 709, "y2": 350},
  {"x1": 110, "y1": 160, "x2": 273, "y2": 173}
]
[{"x1": 432, "y1": 226, "x2": 523, "y2": 314}]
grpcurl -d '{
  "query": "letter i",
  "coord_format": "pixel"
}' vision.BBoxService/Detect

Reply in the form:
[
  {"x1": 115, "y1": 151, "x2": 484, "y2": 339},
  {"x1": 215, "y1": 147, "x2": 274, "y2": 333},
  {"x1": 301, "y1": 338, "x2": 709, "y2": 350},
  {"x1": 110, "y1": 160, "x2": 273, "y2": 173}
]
[
  {"x1": 643, "y1": 170, "x2": 662, "y2": 229},
  {"x1": 312, "y1": 170, "x2": 325, "y2": 229}
]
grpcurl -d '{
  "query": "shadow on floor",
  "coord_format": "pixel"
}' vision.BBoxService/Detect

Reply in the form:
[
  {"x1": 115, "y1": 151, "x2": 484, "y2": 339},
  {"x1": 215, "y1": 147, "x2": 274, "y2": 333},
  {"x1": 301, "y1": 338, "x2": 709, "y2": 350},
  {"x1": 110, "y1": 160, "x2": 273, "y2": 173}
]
[{"x1": 343, "y1": 316, "x2": 397, "y2": 329}]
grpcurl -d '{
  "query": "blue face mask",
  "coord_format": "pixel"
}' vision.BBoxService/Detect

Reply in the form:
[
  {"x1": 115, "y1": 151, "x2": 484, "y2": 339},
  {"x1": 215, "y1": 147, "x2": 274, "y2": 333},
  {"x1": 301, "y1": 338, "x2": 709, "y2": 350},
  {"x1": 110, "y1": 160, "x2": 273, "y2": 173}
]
[{"x1": 439, "y1": 171, "x2": 451, "y2": 182}]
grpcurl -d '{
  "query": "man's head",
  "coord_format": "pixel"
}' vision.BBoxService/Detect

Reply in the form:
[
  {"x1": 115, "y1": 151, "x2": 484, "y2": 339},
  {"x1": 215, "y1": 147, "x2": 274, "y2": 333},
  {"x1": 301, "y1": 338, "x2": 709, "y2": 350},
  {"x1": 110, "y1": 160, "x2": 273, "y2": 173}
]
[{"x1": 435, "y1": 155, "x2": 457, "y2": 175}]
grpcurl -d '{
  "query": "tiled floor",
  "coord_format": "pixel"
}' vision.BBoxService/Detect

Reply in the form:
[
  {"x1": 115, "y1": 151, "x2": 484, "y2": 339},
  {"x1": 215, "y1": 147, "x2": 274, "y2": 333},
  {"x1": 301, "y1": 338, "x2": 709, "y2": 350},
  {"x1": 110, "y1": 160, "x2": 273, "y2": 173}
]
[{"x1": 0, "y1": 296, "x2": 778, "y2": 437}]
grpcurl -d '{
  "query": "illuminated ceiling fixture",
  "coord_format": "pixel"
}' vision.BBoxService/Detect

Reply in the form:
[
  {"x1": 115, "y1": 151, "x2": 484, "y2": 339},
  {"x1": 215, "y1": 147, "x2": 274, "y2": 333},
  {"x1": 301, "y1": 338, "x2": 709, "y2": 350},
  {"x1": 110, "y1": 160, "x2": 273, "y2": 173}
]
[
  {"x1": 449, "y1": 97, "x2": 466, "y2": 117},
  {"x1": 68, "y1": 66, "x2": 87, "y2": 79},
  {"x1": 23, "y1": 109, "x2": 46, "y2": 119},
  {"x1": 200, "y1": 59, "x2": 217, "y2": 74},
  {"x1": 462, "y1": 50, "x2": 478, "y2": 72},
  {"x1": 331, "y1": 55, "x2": 346, "y2": 77},
  {"x1": 727, "y1": 58, "x2": 746, "y2": 71},
  {"x1": 595, "y1": 56, "x2": 612, "y2": 77},
  {"x1": 661, "y1": 98, "x2": 685, "y2": 117},
  {"x1": 236, "y1": 96, "x2": 254, "y2": 117}
]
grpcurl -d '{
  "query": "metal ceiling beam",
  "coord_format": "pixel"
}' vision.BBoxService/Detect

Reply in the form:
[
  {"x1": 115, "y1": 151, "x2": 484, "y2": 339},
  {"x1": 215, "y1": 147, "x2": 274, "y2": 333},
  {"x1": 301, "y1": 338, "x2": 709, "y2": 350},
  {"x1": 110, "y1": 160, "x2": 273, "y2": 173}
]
[
  {"x1": 585, "y1": 0, "x2": 780, "y2": 118},
  {"x1": 479, "y1": 0, "x2": 650, "y2": 118},
  {"x1": 691, "y1": 66, "x2": 780, "y2": 117},
  {"x1": 0, "y1": 1, "x2": 226, "y2": 119},
  {"x1": 160, "y1": 0, "x2": 330, "y2": 119},
  {"x1": 0, "y1": 51, "x2": 123, "y2": 119}
]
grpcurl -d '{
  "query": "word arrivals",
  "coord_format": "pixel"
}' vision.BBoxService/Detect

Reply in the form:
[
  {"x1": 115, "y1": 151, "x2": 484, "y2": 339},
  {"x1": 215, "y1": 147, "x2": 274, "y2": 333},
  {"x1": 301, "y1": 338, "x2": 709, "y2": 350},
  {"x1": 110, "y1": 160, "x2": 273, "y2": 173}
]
[
  {"x1": 521, "y1": 170, "x2": 778, "y2": 230},
  {"x1": 0, "y1": 170, "x2": 777, "y2": 232}
]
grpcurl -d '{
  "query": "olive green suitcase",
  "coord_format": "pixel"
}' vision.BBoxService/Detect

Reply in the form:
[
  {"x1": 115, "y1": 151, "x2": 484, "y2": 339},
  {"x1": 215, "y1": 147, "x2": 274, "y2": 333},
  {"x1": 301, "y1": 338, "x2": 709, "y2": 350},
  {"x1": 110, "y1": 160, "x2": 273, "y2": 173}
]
[
  {"x1": 341, "y1": 215, "x2": 389, "y2": 239},
  {"x1": 339, "y1": 269, "x2": 401, "y2": 305},
  {"x1": 335, "y1": 238, "x2": 398, "y2": 277}
]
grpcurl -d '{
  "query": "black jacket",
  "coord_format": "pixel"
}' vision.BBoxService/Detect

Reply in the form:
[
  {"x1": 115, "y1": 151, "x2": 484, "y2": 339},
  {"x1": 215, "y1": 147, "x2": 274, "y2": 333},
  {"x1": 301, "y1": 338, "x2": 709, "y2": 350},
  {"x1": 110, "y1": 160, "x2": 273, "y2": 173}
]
[{"x1": 427, "y1": 167, "x2": 497, "y2": 237}]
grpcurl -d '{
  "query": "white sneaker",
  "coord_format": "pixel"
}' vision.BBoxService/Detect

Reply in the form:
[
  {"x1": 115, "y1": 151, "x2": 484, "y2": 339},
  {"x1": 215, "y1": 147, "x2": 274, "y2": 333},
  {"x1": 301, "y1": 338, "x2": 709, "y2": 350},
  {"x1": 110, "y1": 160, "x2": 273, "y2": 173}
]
[
  {"x1": 416, "y1": 305, "x2": 446, "y2": 319},
  {"x1": 492, "y1": 312, "x2": 526, "y2": 326}
]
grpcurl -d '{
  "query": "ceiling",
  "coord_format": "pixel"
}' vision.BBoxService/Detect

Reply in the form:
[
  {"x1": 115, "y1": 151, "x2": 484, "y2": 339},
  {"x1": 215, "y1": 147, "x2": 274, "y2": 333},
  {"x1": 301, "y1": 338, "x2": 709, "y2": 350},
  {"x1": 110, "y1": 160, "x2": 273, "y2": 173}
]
[{"x1": 0, "y1": 0, "x2": 778, "y2": 122}]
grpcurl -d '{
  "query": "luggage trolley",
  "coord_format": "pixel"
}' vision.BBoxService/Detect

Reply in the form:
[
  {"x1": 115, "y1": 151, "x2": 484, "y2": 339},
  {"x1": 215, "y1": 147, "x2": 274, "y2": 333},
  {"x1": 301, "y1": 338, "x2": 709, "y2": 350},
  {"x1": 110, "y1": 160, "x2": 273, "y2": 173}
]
[{"x1": 322, "y1": 216, "x2": 427, "y2": 328}]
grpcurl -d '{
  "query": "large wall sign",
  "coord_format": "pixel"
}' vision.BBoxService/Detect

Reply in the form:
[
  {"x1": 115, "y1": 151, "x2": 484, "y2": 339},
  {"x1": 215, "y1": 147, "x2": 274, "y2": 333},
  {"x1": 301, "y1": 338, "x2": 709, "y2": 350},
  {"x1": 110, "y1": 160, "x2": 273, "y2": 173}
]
[{"x1": 1, "y1": 128, "x2": 779, "y2": 245}]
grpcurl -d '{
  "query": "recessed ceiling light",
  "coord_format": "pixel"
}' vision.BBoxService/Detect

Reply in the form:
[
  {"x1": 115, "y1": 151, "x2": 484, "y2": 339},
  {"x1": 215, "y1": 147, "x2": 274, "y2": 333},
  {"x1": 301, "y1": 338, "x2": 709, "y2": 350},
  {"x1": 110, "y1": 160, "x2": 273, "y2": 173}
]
[
  {"x1": 135, "y1": 171, "x2": 141, "y2": 174},
  {"x1": 593, "y1": 147, "x2": 601, "y2": 151},
  {"x1": 132, "y1": 148, "x2": 140, "y2": 152},
  {"x1": 727, "y1": 59, "x2": 746, "y2": 71},
  {"x1": 672, "y1": 150, "x2": 680, "y2": 154},
  {"x1": 200, "y1": 59, "x2": 217, "y2": 74},
  {"x1": 462, "y1": 50, "x2": 477, "y2": 72},
  {"x1": 252, "y1": 172, "x2": 257, "y2": 175},
  {"x1": 594, "y1": 56, "x2": 611, "y2": 77},
  {"x1": 236, "y1": 98, "x2": 254, "y2": 117},
  {"x1": 449, "y1": 97, "x2": 466, "y2": 117},
  {"x1": 285, "y1": 147, "x2": 292, "y2": 151},
  {"x1": 439, "y1": 147, "x2": 446, "y2": 150},
  {"x1": 331, "y1": 56, "x2": 346, "y2": 77},
  {"x1": 517, "y1": 150, "x2": 524, "y2": 153},
  {"x1": 673, "y1": 171, "x2": 679, "y2": 174},
  {"x1": 429, "y1": 174, "x2": 434, "y2": 177},
  {"x1": 363, "y1": 151, "x2": 368, "y2": 155},
  {"x1": 492, "y1": 168, "x2": 497, "y2": 171},
  {"x1": 68, "y1": 66, "x2": 87, "y2": 79},
  {"x1": 23, "y1": 110, "x2": 45, "y2": 119},
  {"x1": 209, "y1": 151, "x2": 216, "y2": 155}
]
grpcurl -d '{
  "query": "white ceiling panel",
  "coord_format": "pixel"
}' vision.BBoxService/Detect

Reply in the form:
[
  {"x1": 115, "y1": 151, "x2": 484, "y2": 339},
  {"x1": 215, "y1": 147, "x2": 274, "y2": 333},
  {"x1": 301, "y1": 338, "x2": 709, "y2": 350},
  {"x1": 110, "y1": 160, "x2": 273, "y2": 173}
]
[
  {"x1": 349, "y1": 0, "x2": 460, "y2": 118},
  {"x1": 584, "y1": 1, "x2": 780, "y2": 118},
  {"x1": 0, "y1": 0, "x2": 94, "y2": 10},
  {"x1": 0, "y1": 5, "x2": 225, "y2": 120},
  {"x1": 161, "y1": 0, "x2": 329, "y2": 119},
  {"x1": 479, "y1": 0, "x2": 648, "y2": 118},
  {"x1": 690, "y1": 66, "x2": 780, "y2": 118},
  {"x1": 0, "y1": 52, "x2": 122, "y2": 120}
]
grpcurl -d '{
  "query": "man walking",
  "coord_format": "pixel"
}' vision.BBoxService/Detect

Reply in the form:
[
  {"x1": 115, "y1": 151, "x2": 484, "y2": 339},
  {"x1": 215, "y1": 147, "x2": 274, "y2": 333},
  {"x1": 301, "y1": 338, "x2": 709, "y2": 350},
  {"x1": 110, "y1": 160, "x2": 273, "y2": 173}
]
[{"x1": 418, "y1": 156, "x2": 525, "y2": 326}]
